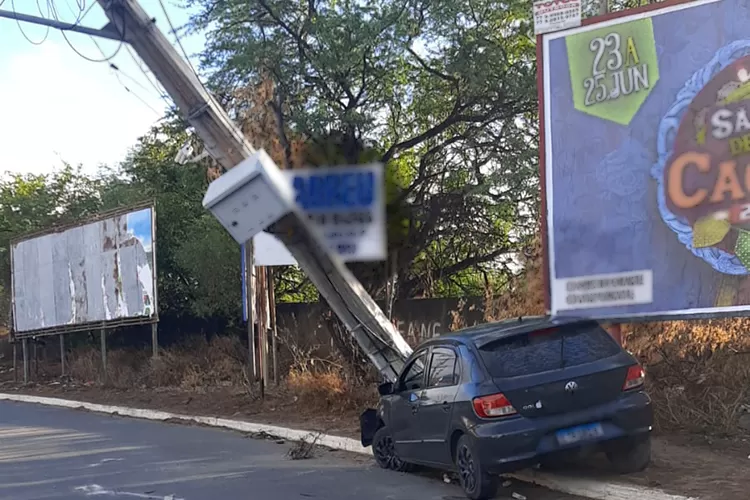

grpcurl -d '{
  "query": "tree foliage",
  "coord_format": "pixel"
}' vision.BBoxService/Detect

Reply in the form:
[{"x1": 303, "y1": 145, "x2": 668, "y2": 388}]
[{"x1": 188, "y1": 0, "x2": 540, "y2": 299}]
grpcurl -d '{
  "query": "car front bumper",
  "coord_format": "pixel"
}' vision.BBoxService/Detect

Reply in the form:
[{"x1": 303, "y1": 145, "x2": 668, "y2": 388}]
[{"x1": 468, "y1": 390, "x2": 653, "y2": 474}]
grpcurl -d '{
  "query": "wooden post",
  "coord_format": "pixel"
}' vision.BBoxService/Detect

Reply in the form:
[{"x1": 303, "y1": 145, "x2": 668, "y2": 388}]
[
  {"x1": 257, "y1": 266, "x2": 269, "y2": 392},
  {"x1": 60, "y1": 334, "x2": 66, "y2": 376},
  {"x1": 22, "y1": 338, "x2": 28, "y2": 384},
  {"x1": 13, "y1": 340, "x2": 17, "y2": 382},
  {"x1": 33, "y1": 338, "x2": 38, "y2": 379},
  {"x1": 100, "y1": 328, "x2": 107, "y2": 383},
  {"x1": 245, "y1": 242, "x2": 257, "y2": 380},
  {"x1": 268, "y1": 267, "x2": 279, "y2": 385},
  {"x1": 151, "y1": 323, "x2": 159, "y2": 358}
]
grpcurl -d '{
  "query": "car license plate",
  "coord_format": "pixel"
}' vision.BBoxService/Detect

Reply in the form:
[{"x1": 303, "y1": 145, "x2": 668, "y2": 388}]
[{"x1": 556, "y1": 422, "x2": 604, "y2": 446}]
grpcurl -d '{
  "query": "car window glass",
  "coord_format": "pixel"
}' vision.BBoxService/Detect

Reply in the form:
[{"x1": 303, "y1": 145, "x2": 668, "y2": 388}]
[
  {"x1": 478, "y1": 323, "x2": 621, "y2": 378},
  {"x1": 427, "y1": 348, "x2": 458, "y2": 388},
  {"x1": 400, "y1": 352, "x2": 427, "y2": 391}
]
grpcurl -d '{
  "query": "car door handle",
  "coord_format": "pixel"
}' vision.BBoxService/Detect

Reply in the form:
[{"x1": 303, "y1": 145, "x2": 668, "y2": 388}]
[
  {"x1": 411, "y1": 405, "x2": 419, "y2": 415},
  {"x1": 441, "y1": 401, "x2": 450, "y2": 412}
]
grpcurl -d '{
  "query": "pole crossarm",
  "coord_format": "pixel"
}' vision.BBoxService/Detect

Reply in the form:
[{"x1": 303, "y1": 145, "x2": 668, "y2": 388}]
[{"x1": 0, "y1": 9, "x2": 123, "y2": 41}]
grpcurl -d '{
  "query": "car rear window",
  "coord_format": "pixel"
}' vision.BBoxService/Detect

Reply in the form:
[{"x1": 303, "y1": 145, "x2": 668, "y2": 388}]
[{"x1": 477, "y1": 323, "x2": 621, "y2": 378}]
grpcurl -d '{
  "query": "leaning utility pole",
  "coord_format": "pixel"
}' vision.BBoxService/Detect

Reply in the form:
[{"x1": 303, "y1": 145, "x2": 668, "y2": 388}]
[{"x1": 91, "y1": 0, "x2": 411, "y2": 382}]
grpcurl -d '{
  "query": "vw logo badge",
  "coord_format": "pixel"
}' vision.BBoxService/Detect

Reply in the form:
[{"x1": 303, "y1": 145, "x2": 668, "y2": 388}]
[{"x1": 564, "y1": 381, "x2": 578, "y2": 392}]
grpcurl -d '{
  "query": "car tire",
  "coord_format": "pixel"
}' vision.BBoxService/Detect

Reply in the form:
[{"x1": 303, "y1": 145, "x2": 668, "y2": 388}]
[
  {"x1": 605, "y1": 435, "x2": 651, "y2": 473},
  {"x1": 455, "y1": 435, "x2": 498, "y2": 500},
  {"x1": 372, "y1": 426, "x2": 413, "y2": 472}
]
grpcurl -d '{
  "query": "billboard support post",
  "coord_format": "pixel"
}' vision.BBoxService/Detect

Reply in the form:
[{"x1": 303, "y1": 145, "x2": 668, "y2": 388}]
[
  {"x1": 33, "y1": 340, "x2": 37, "y2": 379},
  {"x1": 21, "y1": 338, "x2": 28, "y2": 384},
  {"x1": 100, "y1": 329, "x2": 107, "y2": 384},
  {"x1": 60, "y1": 335, "x2": 65, "y2": 376},
  {"x1": 151, "y1": 324, "x2": 159, "y2": 359},
  {"x1": 13, "y1": 342, "x2": 17, "y2": 382}
]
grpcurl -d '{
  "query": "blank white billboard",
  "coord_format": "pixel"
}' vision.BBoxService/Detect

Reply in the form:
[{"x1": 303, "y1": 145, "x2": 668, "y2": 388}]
[{"x1": 11, "y1": 205, "x2": 157, "y2": 335}]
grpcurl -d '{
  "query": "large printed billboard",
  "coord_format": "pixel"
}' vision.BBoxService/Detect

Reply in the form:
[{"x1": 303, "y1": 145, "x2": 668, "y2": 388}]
[
  {"x1": 542, "y1": 0, "x2": 750, "y2": 319},
  {"x1": 11, "y1": 204, "x2": 157, "y2": 336}
]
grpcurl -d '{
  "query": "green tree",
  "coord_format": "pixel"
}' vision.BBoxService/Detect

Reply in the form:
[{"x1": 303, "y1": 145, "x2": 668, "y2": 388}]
[{"x1": 187, "y1": 0, "x2": 540, "y2": 299}]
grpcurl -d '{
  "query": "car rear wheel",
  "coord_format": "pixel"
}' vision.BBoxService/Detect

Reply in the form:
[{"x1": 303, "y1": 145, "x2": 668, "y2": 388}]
[
  {"x1": 605, "y1": 435, "x2": 651, "y2": 473},
  {"x1": 456, "y1": 435, "x2": 498, "y2": 500},
  {"x1": 372, "y1": 426, "x2": 413, "y2": 472}
]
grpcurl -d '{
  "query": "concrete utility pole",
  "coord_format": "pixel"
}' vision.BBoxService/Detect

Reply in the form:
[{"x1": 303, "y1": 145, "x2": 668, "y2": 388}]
[{"x1": 93, "y1": 0, "x2": 411, "y2": 382}]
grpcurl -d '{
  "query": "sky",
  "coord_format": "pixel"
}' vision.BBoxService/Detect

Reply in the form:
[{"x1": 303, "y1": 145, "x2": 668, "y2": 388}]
[
  {"x1": 126, "y1": 207, "x2": 153, "y2": 252},
  {"x1": 0, "y1": 0, "x2": 206, "y2": 177}
]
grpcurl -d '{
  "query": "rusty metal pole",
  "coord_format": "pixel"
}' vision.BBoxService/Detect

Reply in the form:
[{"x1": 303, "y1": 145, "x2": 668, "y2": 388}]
[
  {"x1": 245, "y1": 242, "x2": 257, "y2": 380},
  {"x1": 257, "y1": 267, "x2": 269, "y2": 393},
  {"x1": 268, "y1": 268, "x2": 279, "y2": 385}
]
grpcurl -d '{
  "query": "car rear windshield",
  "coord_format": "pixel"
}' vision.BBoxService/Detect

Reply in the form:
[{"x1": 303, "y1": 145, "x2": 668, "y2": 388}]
[{"x1": 477, "y1": 323, "x2": 621, "y2": 378}]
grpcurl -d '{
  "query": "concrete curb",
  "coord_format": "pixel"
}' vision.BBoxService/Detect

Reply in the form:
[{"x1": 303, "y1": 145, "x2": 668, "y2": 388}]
[{"x1": 0, "y1": 393, "x2": 697, "y2": 500}]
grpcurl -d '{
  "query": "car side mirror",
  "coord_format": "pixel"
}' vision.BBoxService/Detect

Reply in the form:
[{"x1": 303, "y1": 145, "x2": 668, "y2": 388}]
[{"x1": 378, "y1": 382, "x2": 394, "y2": 396}]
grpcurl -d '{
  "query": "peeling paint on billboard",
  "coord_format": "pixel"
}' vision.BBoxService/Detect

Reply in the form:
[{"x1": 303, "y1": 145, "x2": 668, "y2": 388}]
[{"x1": 11, "y1": 206, "x2": 156, "y2": 334}]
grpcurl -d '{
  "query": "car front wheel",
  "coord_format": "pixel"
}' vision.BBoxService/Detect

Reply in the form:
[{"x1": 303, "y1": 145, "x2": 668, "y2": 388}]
[
  {"x1": 456, "y1": 435, "x2": 498, "y2": 500},
  {"x1": 605, "y1": 434, "x2": 651, "y2": 473},
  {"x1": 372, "y1": 426, "x2": 413, "y2": 472}
]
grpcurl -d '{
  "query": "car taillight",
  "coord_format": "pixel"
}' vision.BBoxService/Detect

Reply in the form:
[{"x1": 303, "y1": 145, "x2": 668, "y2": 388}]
[
  {"x1": 472, "y1": 393, "x2": 517, "y2": 418},
  {"x1": 623, "y1": 365, "x2": 645, "y2": 391}
]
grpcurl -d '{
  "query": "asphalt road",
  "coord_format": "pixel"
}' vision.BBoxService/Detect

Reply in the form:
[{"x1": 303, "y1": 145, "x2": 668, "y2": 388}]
[{"x1": 0, "y1": 401, "x2": 585, "y2": 500}]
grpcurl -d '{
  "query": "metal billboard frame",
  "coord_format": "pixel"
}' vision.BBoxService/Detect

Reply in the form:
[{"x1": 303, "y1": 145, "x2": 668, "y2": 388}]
[
  {"x1": 10, "y1": 200, "x2": 158, "y2": 339},
  {"x1": 535, "y1": 0, "x2": 748, "y2": 323}
]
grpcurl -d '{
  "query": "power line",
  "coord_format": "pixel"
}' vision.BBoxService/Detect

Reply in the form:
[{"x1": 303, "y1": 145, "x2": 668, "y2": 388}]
[
  {"x1": 57, "y1": 2, "x2": 125, "y2": 63},
  {"x1": 156, "y1": 0, "x2": 201, "y2": 81},
  {"x1": 90, "y1": 36, "x2": 163, "y2": 116},
  {"x1": 125, "y1": 45, "x2": 173, "y2": 106},
  {"x1": 11, "y1": 0, "x2": 50, "y2": 45}
]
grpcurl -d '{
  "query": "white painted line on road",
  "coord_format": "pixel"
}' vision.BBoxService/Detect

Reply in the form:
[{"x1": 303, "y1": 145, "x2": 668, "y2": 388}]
[
  {"x1": 0, "y1": 393, "x2": 698, "y2": 500},
  {"x1": 75, "y1": 484, "x2": 184, "y2": 499},
  {"x1": 88, "y1": 458, "x2": 125, "y2": 468}
]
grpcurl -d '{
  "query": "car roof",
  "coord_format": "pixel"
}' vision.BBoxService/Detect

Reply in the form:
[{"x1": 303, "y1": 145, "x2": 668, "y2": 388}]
[{"x1": 428, "y1": 315, "x2": 599, "y2": 349}]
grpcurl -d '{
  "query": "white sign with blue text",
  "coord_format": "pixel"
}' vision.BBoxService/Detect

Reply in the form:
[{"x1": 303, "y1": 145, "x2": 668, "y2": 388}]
[{"x1": 251, "y1": 163, "x2": 387, "y2": 266}]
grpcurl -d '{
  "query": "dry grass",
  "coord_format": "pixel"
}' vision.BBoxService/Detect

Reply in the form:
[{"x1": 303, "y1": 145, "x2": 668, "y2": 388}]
[
  {"x1": 624, "y1": 321, "x2": 750, "y2": 435},
  {"x1": 62, "y1": 331, "x2": 375, "y2": 415},
  {"x1": 286, "y1": 368, "x2": 377, "y2": 413},
  {"x1": 67, "y1": 335, "x2": 251, "y2": 391}
]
